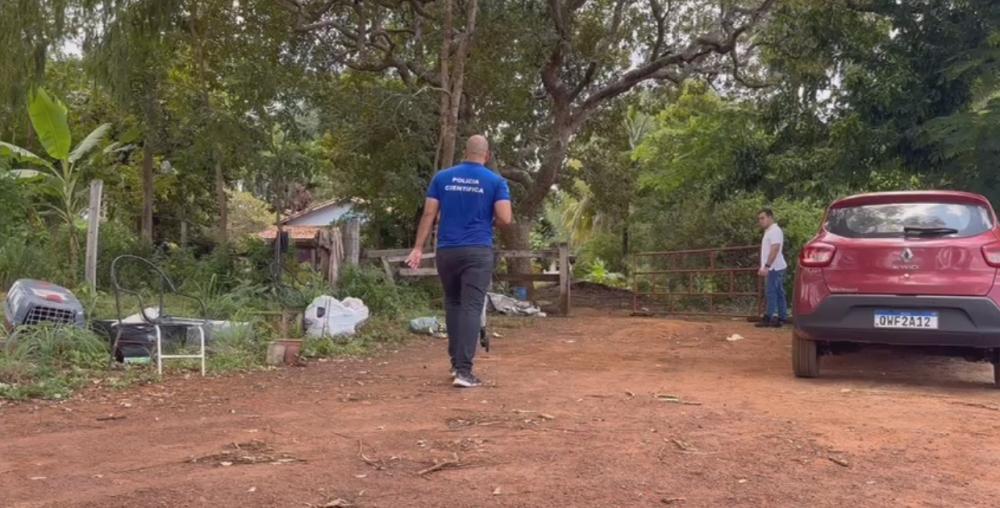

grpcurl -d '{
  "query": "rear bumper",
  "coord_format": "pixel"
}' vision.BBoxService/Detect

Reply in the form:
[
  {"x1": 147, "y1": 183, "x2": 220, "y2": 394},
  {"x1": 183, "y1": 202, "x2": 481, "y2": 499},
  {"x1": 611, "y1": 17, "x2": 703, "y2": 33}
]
[{"x1": 795, "y1": 295, "x2": 1000, "y2": 348}]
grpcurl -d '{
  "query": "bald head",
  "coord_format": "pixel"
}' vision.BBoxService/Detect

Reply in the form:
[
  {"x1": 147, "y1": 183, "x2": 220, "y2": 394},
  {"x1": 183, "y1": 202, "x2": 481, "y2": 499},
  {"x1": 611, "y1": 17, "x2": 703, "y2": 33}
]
[{"x1": 464, "y1": 135, "x2": 490, "y2": 164}]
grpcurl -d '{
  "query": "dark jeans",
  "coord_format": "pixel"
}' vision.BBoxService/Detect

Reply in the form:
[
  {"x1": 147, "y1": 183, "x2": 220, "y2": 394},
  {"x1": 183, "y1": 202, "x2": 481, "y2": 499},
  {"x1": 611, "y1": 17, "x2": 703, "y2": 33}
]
[
  {"x1": 436, "y1": 247, "x2": 494, "y2": 374},
  {"x1": 765, "y1": 269, "x2": 789, "y2": 320}
]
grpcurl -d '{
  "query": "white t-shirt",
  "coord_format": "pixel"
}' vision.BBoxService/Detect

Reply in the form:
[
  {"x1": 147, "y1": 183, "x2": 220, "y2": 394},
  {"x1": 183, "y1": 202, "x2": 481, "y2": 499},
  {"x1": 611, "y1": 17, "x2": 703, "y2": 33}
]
[{"x1": 761, "y1": 224, "x2": 788, "y2": 271}]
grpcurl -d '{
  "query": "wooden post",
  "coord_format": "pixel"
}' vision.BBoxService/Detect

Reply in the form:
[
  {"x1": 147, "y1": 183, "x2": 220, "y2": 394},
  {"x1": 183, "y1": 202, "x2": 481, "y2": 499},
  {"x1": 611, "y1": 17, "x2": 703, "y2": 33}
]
[
  {"x1": 558, "y1": 243, "x2": 571, "y2": 316},
  {"x1": 327, "y1": 228, "x2": 344, "y2": 287},
  {"x1": 84, "y1": 180, "x2": 103, "y2": 292},
  {"x1": 342, "y1": 218, "x2": 361, "y2": 267}
]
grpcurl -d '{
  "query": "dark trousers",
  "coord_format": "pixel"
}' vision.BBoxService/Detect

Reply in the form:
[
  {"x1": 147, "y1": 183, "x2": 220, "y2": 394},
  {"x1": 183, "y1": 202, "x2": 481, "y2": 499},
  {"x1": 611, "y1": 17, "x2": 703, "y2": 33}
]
[{"x1": 436, "y1": 247, "x2": 494, "y2": 374}]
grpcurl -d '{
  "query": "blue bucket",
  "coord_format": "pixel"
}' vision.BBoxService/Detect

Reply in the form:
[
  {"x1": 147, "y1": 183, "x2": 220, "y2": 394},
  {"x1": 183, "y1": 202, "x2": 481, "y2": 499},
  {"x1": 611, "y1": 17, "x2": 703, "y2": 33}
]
[{"x1": 513, "y1": 287, "x2": 528, "y2": 301}]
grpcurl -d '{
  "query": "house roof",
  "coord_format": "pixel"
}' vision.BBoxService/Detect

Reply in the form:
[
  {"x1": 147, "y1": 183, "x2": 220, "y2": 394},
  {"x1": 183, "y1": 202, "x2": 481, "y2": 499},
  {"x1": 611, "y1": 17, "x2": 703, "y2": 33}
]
[
  {"x1": 279, "y1": 198, "x2": 366, "y2": 225},
  {"x1": 258, "y1": 225, "x2": 323, "y2": 241}
]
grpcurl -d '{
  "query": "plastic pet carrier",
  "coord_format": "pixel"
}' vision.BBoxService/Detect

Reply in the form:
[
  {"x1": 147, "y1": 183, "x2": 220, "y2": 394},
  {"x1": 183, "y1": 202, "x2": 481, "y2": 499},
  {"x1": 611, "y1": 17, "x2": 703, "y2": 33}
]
[{"x1": 3, "y1": 279, "x2": 85, "y2": 330}]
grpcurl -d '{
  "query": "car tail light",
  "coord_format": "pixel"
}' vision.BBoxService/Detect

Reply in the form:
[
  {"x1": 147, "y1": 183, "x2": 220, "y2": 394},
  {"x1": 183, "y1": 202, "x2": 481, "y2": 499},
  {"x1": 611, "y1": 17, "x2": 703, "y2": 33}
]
[
  {"x1": 800, "y1": 242, "x2": 836, "y2": 267},
  {"x1": 982, "y1": 243, "x2": 1000, "y2": 267}
]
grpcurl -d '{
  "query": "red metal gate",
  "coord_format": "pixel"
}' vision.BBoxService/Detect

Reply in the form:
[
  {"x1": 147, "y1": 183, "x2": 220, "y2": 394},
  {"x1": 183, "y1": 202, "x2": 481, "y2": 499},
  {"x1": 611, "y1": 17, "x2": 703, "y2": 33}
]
[{"x1": 632, "y1": 245, "x2": 764, "y2": 318}]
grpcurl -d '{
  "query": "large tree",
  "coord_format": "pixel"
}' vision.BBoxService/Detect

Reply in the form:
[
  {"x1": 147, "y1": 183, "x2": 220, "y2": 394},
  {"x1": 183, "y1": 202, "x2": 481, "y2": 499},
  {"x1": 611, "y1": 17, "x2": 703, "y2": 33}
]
[{"x1": 276, "y1": 0, "x2": 777, "y2": 251}]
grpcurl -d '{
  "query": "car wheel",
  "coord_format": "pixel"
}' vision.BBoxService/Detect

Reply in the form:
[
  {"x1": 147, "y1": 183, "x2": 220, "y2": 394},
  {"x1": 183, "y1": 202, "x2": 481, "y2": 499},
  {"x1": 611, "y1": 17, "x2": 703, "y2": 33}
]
[
  {"x1": 792, "y1": 333, "x2": 819, "y2": 378},
  {"x1": 993, "y1": 350, "x2": 1000, "y2": 388}
]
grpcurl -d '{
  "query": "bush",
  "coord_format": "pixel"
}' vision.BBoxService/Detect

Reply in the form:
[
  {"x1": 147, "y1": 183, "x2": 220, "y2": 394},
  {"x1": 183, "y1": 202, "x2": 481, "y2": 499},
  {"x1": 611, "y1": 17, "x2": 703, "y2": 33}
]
[
  {"x1": 579, "y1": 258, "x2": 627, "y2": 288},
  {"x1": 303, "y1": 316, "x2": 412, "y2": 359},
  {"x1": 207, "y1": 319, "x2": 270, "y2": 373},
  {"x1": 0, "y1": 234, "x2": 66, "y2": 289},
  {"x1": 0, "y1": 326, "x2": 110, "y2": 400},
  {"x1": 334, "y1": 266, "x2": 432, "y2": 318}
]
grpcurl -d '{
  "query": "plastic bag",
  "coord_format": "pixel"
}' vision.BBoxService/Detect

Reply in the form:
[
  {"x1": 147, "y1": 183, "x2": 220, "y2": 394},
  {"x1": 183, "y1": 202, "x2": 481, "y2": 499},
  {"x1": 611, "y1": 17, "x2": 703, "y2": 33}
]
[{"x1": 304, "y1": 296, "x2": 370, "y2": 338}]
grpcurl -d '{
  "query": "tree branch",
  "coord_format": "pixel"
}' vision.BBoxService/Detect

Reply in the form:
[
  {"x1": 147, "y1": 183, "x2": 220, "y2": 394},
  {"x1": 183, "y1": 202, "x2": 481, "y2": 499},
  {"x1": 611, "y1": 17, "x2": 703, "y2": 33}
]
[{"x1": 575, "y1": 0, "x2": 777, "y2": 115}]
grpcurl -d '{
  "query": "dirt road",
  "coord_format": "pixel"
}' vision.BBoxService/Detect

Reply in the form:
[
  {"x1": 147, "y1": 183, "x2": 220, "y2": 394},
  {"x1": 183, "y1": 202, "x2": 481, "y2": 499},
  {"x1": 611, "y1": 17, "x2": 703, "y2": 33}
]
[{"x1": 3, "y1": 310, "x2": 1000, "y2": 507}]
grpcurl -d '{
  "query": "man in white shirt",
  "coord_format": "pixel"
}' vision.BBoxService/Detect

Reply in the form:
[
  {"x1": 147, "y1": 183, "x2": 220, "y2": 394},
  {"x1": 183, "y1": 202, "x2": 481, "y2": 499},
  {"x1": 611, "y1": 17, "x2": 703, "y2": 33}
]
[{"x1": 756, "y1": 208, "x2": 789, "y2": 327}]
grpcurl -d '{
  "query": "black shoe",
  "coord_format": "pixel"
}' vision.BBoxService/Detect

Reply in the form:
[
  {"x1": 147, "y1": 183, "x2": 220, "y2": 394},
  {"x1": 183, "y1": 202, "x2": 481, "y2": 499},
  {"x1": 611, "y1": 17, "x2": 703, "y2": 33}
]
[
  {"x1": 452, "y1": 372, "x2": 482, "y2": 388},
  {"x1": 755, "y1": 317, "x2": 776, "y2": 328}
]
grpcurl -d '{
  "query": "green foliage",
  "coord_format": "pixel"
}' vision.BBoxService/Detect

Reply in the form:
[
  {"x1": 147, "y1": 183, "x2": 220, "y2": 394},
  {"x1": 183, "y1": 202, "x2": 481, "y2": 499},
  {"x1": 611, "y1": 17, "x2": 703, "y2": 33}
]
[
  {"x1": 227, "y1": 190, "x2": 274, "y2": 241},
  {"x1": 635, "y1": 82, "x2": 770, "y2": 198},
  {"x1": 1, "y1": 87, "x2": 115, "y2": 282},
  {"x1": 303, "y1": 317, "x2": 409, "y2": 359},
  {"x1": 334, "y1": 266, "x2": 432, "y2": 319},
  {"x1": 206, "y1": 320, "x2": 270, "y2": 373},
  {"x1": 0, "y1": 232, "x2": 66, "y2": 289},
  {"x1": 28, "y1": 88, "x2": 72, "y2": 160},
  {"x1": 0, "y1": 326, "x2": 109, "y2": 400},
  {"x1": 0, "y1": 174, "x2": 31, "y2": 237},
  {"x1": 580, "y1": 258, "x2": 626, "y2": 288}
]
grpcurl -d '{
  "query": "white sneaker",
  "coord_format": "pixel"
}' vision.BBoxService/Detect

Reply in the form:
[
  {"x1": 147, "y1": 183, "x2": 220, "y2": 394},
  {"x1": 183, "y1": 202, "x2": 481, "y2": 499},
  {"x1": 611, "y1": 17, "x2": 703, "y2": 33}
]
[{"x1": 452, "y1": 372, "x2": 482, "y2": 388}]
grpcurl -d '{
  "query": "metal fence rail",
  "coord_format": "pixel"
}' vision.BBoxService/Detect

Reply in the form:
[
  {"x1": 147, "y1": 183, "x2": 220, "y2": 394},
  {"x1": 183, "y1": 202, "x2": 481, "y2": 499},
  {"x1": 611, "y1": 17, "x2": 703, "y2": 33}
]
[{"x1": 632, "y1": 245, "x2": 764, "y2": 318}]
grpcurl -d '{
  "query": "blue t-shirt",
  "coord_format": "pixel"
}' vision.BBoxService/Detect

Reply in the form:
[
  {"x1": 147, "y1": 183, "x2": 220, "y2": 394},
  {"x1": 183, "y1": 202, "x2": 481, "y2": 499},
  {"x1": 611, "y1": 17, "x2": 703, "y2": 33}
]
[{"x1": 427, "y1": 162, "x2": 511, "y2": 249}]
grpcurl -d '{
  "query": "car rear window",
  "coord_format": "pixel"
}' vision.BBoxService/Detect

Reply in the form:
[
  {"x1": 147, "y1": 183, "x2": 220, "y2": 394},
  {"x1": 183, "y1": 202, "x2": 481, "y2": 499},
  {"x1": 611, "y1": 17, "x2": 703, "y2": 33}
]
[{"x1": 826, "y1": 202, "x2": 994, "y2": 238}]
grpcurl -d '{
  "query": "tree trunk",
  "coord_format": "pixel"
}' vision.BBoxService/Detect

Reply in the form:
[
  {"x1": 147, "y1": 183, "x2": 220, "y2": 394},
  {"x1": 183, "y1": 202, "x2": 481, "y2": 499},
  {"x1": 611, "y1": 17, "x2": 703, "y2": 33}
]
[
  {"x1": 518, "y1": 120, "x2": 573, "y2": 220},
  {"x1": 435, "y1": 0, "x2": 454, "y2": 170},
  {"x1": 622, "y1": 220, "x2": 629, "y2": 259},
  {"x1": 444, "y1": 0, "x2": 477, "y2": 165},
  {"x1": 215, "y1": 154, "x2": 228, "y2": 245},
  {"x1": 499, "y1": 221, "x2": 535, "y2": 296},
  {"x1": 141, "y1": 140, "x2": 155, "y2": 244}
]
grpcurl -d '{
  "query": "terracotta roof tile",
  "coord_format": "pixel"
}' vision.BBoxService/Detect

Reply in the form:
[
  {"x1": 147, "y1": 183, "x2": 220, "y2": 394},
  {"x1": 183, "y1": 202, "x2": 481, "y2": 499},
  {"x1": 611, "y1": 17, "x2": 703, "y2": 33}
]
[{"x1": 258, "y1": 226, "x2": 323, "y2": 240}]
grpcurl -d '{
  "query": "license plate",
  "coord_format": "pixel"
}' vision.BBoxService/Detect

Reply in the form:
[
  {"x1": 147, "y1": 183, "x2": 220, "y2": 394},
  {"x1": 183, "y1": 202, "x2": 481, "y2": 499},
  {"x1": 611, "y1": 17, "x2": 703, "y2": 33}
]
[{"x1": 873, "y1": 310, "x2": 938, "y2": 329}]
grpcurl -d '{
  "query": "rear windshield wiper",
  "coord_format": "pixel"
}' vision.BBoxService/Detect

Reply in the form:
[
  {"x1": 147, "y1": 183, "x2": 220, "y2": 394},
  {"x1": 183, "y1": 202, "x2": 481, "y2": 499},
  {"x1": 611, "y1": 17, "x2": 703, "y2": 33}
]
[{"x1": 903, "y1": 226, "x2": 959, "y2": 237}]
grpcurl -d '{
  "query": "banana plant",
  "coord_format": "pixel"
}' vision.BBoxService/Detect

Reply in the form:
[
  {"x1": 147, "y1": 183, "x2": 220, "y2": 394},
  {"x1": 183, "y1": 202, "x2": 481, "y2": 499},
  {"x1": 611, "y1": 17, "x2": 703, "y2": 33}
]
[{"x1": 0, "y1": 88, "x2": 113, "y2": 280}]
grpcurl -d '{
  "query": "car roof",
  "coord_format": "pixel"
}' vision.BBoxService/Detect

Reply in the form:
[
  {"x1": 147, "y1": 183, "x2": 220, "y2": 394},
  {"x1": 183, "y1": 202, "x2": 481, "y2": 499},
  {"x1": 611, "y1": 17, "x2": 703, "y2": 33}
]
[{"x1": 830, "y1": 190, "x2": 993, "y2": 209}]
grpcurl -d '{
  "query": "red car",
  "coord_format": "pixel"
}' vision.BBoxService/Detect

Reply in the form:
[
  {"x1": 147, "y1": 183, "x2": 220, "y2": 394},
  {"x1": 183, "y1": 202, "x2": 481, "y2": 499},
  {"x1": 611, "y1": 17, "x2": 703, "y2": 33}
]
[{"x1": 793, "y1": 191, "x2": 1000, "y2": 385}]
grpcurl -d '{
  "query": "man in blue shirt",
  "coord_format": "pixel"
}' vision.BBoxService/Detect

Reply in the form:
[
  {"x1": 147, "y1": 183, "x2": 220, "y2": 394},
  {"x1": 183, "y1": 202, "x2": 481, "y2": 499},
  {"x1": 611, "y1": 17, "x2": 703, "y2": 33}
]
[{"x1": 407, "y1": 135, "x2": 513, "y2": 387}]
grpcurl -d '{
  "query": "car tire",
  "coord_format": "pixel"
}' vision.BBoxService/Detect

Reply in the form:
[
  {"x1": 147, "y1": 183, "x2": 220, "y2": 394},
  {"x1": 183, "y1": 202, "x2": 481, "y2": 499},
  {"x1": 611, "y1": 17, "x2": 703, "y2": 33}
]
[
  {"x1": 993, "y1": 350, "x2": 1000, "y2": 388},
  {"x1": 792, "y1": 333, "x2": 819, "y2": 378}
]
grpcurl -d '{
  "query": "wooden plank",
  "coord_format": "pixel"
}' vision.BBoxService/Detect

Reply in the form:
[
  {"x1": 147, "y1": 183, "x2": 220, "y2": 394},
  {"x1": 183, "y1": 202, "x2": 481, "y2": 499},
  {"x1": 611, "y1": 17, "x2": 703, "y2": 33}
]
[
  {"x1": 496, "y1": 249, "x2": 558, "y2": 259},
  {"x1": 364, "y1": 248, "x2": 411, "y2": 259},
  {"x1": 558, "y1": 243, "x2": 571, "y2": 316},
  {"x1": 384, "y1": 252, "x2": 435, "y2": 263},
  {"x1": 84, "y1": 180, "x2": 103, "y2": 292},
  {"x1": 399, "y1": 267, "x2": 438, "y2": 277},
  {"x1": 494, "y1": 273, "x2": 560, "y2": 283},
  {"x1": 382, "y1": 257, "x2": 397, "y2": 285}
]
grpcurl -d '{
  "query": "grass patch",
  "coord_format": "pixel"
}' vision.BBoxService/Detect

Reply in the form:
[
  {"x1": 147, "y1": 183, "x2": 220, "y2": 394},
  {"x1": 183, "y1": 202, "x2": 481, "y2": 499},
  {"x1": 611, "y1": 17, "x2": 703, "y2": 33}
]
[
  {"x1": 206, "y1": 320, "x2": 271, "y2": 373},
  {"x1": 303, "y1": 317, "x2": 414, "y2": 359},
  {"x1": 0, "y1": 264, "x2": 439, "y2": 400},
  {"x1": 0, "y1": 326, "x2": 109, "y2": 400}
]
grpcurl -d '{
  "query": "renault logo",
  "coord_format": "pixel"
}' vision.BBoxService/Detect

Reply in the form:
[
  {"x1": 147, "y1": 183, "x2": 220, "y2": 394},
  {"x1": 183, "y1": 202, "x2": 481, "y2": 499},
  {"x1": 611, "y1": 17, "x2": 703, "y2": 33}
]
[{"x1": 901, "y1": 248, "x2": 914, "y2": 262}]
